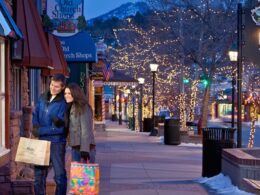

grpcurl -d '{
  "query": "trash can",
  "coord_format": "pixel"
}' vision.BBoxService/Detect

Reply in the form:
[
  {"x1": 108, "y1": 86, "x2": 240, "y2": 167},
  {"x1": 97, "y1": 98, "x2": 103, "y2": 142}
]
[
  {"x1": 202, "y1": 127, "x2": 236, "y2": 177},
  {"x1": 164, "y1": 118, "x2": 180, "y2": 145},
  {"x1": 143, "y1": 118, "x2": 153, "y2": 132}
]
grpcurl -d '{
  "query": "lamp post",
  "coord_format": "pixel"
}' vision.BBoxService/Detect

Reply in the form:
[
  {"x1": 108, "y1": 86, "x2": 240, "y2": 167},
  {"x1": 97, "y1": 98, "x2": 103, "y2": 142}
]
[
  {"x1": 228, "y1": 50, "x2": 238, "y2": 129},
  {"x1": 119, "y1": 89, "x2": 122, "y2": 125},
  {"x1": 149, "y1": 63, "x2": 159, "y2": 136},
  {"x1": 132, "y1": 86, "x2": 136, "y2": 131},
  {"x1": 113, "y1": 86, "x2": 117, "y2": 121},
  {"x1": 125, "y1": 89, "x2": 130, "y2": 123},
  {"x1": 237, "y1": 2, "x2": 242, "y2": 148},
  {"x1": 138, "y1": 77, "x2": 145, "y2": 132}
]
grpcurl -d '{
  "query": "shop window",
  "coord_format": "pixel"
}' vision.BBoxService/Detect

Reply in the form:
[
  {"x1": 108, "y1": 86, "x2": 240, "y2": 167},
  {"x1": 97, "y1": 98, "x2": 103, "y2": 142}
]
[
  {"x1": 28, "y1": 69, "x2": 41, "y2": 106},
  {"x1": 95, "y1": 87, "x2": 103, "y2": 121},
  {"x1": 41, "y1": 75, "x2": 49, "y2": 94},
  {"x1": 12, "y1": 68, "x2": 22, "y2": 110},
  {"x1": 0, "y1": 39, "x2": 5, "y2": 147}
]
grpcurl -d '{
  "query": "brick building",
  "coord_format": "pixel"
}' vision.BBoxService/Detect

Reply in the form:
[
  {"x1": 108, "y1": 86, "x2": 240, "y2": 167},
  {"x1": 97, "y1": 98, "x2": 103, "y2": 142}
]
[{"x1": 0, "y1": 0, "x2": 69, "y2": 194}]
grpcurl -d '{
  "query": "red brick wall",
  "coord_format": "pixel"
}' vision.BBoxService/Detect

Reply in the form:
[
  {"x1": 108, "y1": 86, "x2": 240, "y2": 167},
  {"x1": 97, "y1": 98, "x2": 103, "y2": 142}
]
[
  {"x1": 10, "y1": 110, "x2": 23, "y2": 180},
  {"x1": 21, "y1": 68, "x2": 29, "y2": 107},
  {"x1": 0, "y1": 165, "x2": 11, "y2": 195}
]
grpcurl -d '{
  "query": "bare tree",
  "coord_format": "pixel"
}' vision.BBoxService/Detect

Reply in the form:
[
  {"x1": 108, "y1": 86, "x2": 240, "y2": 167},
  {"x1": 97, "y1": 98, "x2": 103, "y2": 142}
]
[{"x1": 144, "y1": 0, "x2": 237, "y2": 128}]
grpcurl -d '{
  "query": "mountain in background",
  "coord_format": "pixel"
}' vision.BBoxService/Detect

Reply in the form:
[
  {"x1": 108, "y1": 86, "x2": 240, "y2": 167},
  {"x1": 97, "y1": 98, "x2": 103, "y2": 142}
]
[
  {"x1": 87, "y1": 0, "x2": 237, "y2": 24},
  {"x1": 88, "y1": 2, "x2": 151, "y2": 23}
]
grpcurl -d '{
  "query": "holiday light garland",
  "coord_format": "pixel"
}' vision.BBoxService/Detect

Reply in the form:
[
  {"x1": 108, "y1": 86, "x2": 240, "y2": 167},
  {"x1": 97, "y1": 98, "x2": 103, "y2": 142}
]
[
  {"x1": 179, "y1": 93, "x2": 187, "y2": 129},
  {"x1": 248, "y1": 101, "x2": 257, "y2": 148},
  {"x1": 247, "y1": 94, "x2": 260, "y2": 148},
  {"x1": 188, "y1": 80, "x2": 199, "y2": 122},
  {"x1": 106, "y1": 4, "x2": 259, "y2": 123}
]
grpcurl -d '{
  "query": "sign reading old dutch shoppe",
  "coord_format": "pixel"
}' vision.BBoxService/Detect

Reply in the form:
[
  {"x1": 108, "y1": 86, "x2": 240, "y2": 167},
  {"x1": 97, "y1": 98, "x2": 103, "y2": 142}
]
[
  {"x1": 46, "y1": 0, "x2": 83, "y2": 36},
  {"x1": 243, "y1": 2, "x2": 260, "y2": 66}
]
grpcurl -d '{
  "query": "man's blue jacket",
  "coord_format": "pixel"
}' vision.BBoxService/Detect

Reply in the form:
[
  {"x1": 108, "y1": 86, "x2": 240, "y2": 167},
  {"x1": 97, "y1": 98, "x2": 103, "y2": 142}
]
[{"x1": 32, "y1": 91, "x2": 66, "y2": 143}]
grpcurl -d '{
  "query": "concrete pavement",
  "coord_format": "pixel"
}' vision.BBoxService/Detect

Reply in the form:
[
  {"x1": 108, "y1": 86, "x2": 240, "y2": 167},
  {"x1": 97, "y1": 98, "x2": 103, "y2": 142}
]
[
  {"x1": 95, "y1": 120, "x2": 209, "y2": 195},
  {"x1": 47, "y1": 120, "x2": 209, "y2": 194}
]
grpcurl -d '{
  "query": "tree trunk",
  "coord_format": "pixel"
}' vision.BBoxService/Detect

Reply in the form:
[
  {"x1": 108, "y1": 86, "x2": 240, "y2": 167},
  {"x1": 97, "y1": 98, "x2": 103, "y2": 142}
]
[{"x1": 201, "y1": 84, "x2": 211, "y2": 129}]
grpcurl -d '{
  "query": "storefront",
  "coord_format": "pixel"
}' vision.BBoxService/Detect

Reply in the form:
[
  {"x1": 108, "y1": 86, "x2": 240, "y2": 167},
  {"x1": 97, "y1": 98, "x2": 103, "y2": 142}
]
[
  {"x1": 1, "y1": 0, "x2": 70, "y2": 193},
  {"x1": 0, "y1": 0, "x2": 22, "y2": 169},
  {"x1": 104, "y1": 70, "x2": 138, "y2": 125},
  {"x1": 58, "y1": 31, "x2": 97, "y2": 112},
  {"x1": 213, "y1": 92, "x2": 232, "y2": 119},
  {"x1": 9, "y1": 0, "x2": 69, "y2": 185}
]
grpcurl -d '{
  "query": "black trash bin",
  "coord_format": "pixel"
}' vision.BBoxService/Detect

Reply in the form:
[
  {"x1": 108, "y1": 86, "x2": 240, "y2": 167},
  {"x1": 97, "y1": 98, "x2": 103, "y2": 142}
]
[
  {"x1": 202, "y1": 127, "x2": 236, "y2": 177},
  {"x1": 143, "y1": 118, "x2": 153, "y2": 132},
  {"x1": 164, "y1": 118, "x2": 180, "y2": 145}
]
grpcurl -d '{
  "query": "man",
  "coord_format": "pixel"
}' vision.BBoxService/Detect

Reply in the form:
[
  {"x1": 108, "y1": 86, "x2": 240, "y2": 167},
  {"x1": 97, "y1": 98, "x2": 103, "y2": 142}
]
[{"x1": 32, "y1": 74, "x2": 67, "y2": 195}]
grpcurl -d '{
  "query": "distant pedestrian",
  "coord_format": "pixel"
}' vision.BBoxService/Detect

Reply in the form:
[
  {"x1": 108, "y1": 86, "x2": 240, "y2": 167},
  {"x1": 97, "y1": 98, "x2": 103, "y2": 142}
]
[
  {"x1": 64, "y1": 83, "x2": 96, "y2": 163},
  {"x1": 32, "y1": 74, "x2": 67, "y2": 195}
]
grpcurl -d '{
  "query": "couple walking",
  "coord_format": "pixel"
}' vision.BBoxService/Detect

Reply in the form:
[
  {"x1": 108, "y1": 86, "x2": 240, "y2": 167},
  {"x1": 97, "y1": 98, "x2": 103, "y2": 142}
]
[{"x1": 32, "y1": 74, "x2": 95, "y2": 195}]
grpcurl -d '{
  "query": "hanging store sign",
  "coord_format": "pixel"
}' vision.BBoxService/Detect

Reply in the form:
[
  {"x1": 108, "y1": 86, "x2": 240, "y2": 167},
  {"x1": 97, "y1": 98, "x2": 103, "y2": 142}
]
[
  {"x1": 46, "y1": 0, "x2": 83, "y2": 36},
  {"x1": 90, "y1": 73, "x2": 104, "y2": 81},
  {"x1": 58, "y1": 31, "x2": 97, "y2": 62},
  {"x1": 243, "y1": 4, "x2": 260, "y2": 66},
  {"x1": 251, "y1": 6, "x2": 260, "y2": 26}
]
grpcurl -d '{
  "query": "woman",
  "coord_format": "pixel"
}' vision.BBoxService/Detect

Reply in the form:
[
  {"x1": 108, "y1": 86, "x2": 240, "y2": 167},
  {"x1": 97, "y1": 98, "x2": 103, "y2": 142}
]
[{"x1": 64, "y1": 83, "x2": 96, "y2": 163}]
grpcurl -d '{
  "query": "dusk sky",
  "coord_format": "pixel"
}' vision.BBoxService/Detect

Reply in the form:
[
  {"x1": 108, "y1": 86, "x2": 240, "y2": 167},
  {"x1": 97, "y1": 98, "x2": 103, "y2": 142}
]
[{"x1": 84, "y1": 0, "x2": 139, "y2": 19}]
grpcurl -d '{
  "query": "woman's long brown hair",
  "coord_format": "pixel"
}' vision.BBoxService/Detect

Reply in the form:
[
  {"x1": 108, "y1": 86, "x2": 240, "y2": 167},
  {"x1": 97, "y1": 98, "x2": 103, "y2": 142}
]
[{"x1": 65, "y1": 83, "x2": 89, "y2": 115}]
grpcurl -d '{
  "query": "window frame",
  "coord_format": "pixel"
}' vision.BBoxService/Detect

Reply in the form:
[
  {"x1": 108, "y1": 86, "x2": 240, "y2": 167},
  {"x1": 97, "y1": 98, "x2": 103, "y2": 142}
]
[
  {"x1": 0, "y1": 38, "x2": 10, "y2": 165},
  {"x1": 11, "y1": 67, "x2": 22, "y2": 110}
]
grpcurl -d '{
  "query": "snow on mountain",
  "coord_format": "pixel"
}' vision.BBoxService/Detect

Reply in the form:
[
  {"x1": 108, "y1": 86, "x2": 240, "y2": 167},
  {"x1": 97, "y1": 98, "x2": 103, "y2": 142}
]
[{"x1": 88, "y1": 2, "x2": 151, "y2": 22}]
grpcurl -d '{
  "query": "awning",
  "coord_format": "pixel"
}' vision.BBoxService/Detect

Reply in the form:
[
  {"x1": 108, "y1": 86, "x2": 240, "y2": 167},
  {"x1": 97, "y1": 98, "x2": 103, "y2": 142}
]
[
  {"x1": 0, "y1": 0, "x2": 22, "y2": 39},
  {"x1": 14, "y1": 0, "x2": 52, "y2": 69},
  {"x1": 58, "y1": 31, "x2": 97, "y2": 62},
  {"x1": 42, "y1": 33, "x2": 69, "y2": 77}
]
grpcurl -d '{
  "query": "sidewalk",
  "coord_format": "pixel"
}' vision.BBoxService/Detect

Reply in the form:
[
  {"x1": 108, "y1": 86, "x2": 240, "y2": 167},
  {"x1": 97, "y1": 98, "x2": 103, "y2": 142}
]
[
  {"x1": 95, "y1": 120, "x2": 209, "y2": 195},
  {"x1": 47, "y1": 120, "x2": 209, "y2": 194}
]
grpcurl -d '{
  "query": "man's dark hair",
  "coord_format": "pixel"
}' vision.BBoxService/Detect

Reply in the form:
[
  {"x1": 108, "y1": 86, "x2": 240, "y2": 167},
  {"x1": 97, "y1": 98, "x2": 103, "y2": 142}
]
[{"x1": 51, "y1": 74, "x2": 66, "y2": 87}]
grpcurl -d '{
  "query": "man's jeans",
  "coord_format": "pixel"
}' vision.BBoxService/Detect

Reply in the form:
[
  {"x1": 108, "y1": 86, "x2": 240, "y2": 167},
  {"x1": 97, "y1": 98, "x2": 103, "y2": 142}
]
[{"x1": 34, "y1": 142, "x2": 67, "y2": 195}]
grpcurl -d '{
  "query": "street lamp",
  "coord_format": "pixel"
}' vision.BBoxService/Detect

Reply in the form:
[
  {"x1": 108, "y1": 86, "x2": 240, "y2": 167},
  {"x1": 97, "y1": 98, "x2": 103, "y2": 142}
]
[
  {"x1": 131, "y1": 85, "x2": 136, "y2": 131},
  {"x1": 118, "y1": 89, "x2": 122, "y2": 125},
  {"x1": 228, "y1": 49, "x2": 238, "y2": 129},
  {"x1": 138, "y1": 77, "x2": 145, "y2": 132},
  {"x1": 237, "y1": 2, "x2": 242, "y2": 148},
  {"x1": 150, "y1": 63, "x2": 159, "y2": 136},
  {"x1": 125, "y1": 89, "x2": 130, "y2": 122}
]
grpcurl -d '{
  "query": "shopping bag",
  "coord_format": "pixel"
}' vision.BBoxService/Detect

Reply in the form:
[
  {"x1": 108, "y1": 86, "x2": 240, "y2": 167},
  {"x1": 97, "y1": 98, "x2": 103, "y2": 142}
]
[
  {"x1": 15, "y1": 137, "x2": 51, "y2": 166},
  {"x1": 69, "y1": 162, "x2": 100, "y2": 195}
]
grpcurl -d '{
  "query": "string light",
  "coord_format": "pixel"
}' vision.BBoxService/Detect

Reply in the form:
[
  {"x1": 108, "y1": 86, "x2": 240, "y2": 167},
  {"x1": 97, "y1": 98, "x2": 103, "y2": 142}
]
[
  {"x1": 188, "y1": 80, "x2": 199, "y2": 122},
  {"x1": 247, "y1": 94, "x2": 260, "y2": 148},
  {"x1": 179, "y1": 93, "x2": 187, "y2": 129},
  {"x1": 106, "y1": 5, "x2": 258, "y2": 122}
]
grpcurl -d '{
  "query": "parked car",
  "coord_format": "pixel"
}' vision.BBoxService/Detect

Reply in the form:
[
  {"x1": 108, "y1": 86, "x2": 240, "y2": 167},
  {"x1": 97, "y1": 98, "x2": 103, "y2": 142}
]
[{"x1": 158, "y1": 109, "x2": 171, "y2": 118}]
